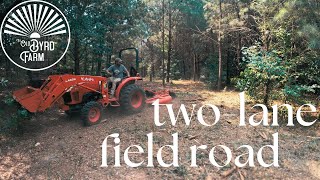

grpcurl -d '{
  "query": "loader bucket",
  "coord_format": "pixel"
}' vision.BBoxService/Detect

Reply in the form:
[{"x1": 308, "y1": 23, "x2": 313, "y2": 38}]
[{"x1": 12, "y1": 86, "x2": 44, "y2": 113}]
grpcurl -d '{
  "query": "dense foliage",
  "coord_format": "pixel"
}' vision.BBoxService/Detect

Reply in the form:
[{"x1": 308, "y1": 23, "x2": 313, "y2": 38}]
[
  {"x1": 0, "y1": 0, "x2": 319, "y2": 104},
  {"x1": 236, "y1": 45, "x2": 287, "y2": 105}
]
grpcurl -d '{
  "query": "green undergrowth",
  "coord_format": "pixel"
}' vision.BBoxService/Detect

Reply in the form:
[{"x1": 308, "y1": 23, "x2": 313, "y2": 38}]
[{"x1": 0, "y1": 94, "x2": 31, "y2": 136}]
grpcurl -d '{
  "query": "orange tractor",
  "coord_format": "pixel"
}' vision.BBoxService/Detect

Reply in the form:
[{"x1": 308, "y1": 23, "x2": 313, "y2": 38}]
[{"x1": 12, "y1": 48, "x2": 172, "y2": 126}]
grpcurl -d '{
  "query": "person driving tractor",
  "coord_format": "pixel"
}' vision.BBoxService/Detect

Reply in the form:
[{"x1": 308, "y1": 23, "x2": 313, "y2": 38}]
[{"x1": 107, "y1": 58, "x2": 130, "y2": 98}]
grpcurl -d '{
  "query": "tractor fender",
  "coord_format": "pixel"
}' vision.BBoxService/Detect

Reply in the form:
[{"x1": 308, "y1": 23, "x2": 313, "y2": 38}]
[{"x1": 115, "y1": 77, "x2": 142, "y2": 99}]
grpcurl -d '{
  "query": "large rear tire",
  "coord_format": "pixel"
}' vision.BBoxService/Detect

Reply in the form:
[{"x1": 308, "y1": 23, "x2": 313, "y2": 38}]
[
  {"x1": 81, "y1": 101, "x2": 102, "y2": 126},
  {"x1": 120, "y1": 84, "x2": 146, "y2": 113}
]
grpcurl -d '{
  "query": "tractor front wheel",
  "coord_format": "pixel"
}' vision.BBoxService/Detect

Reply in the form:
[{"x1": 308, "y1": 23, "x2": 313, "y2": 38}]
[
  {"x1": 81, "y1": 101, "x2": 102, "y2": 126},
  {"x1": 120, "y1": 84, "x2": 146, "y2": 113}
]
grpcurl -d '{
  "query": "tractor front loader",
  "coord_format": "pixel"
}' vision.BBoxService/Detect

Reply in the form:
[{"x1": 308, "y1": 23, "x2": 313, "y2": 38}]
[
  {"x1": 12, "y1": 48, "x2": 173, "y2": 126},
  {"x1": 13, "y1": 74, "x2": 172, "y2": 126}
]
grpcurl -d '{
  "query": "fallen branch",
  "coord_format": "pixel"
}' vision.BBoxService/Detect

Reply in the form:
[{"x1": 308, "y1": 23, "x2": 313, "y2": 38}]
[
  {"x1": 188, "y1": 135, "x2": 199, "y2": 140},
  {"x1": 306, "y1": 136, "x2": 320, "y2": 139},
  {"x1": 181, "y1": 98, "x2": 205, "y2": 102},
  {"x1": 238, "y1": 169, "x2": 245, "y2": 180},
  {"x1": 221, "y1": 166, "x2": 236, "y2": 177},
  {"x1": 254, "y1": 128, "x2": 269, "y2": 140},
  {"x1": 220, "y1": 152, "x2": 247, "y2": 179}
]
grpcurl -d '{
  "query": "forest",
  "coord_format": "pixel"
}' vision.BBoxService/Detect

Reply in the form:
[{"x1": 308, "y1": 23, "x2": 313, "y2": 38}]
[
  {"x1": 0, "y1": 0, "x2": 320, "y2": 179},
  {"x1": 0, "y1": 0, "x2": 318, "y2": 104}
]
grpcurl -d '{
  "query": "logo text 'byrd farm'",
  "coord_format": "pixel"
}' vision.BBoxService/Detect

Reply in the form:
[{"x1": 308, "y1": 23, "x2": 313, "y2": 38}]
[
  {"x1": 18, "y1": 39, "x2": 55, "y2": 63},
  {"x1": 0, "y1": 0, "x2": 70, "y2": 71}
]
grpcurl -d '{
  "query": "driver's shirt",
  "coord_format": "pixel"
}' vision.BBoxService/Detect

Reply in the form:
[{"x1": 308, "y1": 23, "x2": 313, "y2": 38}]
[{"x1": 107, "y1": 64, "x2": 128, "y2": 79}]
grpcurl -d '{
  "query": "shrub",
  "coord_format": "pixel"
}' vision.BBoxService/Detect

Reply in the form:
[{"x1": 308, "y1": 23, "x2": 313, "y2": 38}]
[
  {"x1": 0, "y1": 95, "x2": 31, "y2": 135},
  {"x1": 236, "y1": 45, "x2": 286, "y2": 105}
]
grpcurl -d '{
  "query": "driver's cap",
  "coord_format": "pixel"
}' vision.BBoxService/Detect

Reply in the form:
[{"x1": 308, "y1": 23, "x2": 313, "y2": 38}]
[{"x1": 115, "y1": 58, "x2": 123, "y2": 63}]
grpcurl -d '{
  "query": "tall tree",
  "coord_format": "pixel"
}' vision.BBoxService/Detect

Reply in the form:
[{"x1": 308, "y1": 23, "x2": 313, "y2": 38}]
[
  {"x1": 161, "y1": 0, "x2": 166, "y2": 86},
  {"x1": 166, "y1": 0, "x2": 172, "y2": 83},
  {"x1": 217, "y1": 0, "x2": 223, "y2": 90}
]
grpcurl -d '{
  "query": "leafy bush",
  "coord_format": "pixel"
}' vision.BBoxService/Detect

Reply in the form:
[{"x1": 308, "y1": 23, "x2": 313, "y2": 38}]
[
  {"x1": 236, "y1": 45, "x2": 286, "y2": 105},
  {"x1": 0, "y1": 95, "x2": 31, "y2": 135},
  {"x1": 283, "y1": 84, "x2": 319, "y2": 103},
  {"x1": 285, "y1": 52, "x2": 320, "y2": 101},
  {"x1": 0, "y1": 77, "x2": 8, "y2": 87},
  {"x1": 237, "y1": 44, "x2": 320, "y2": 105}
]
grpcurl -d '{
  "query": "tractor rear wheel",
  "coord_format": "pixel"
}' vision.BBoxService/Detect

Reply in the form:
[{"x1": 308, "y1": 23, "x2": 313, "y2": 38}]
[
  {"x1": 120, "y1": 84, "x2": 146, "y2": 113},
  {"x1": 81, "y1": 101, "x2": 102, "y2": 126}
]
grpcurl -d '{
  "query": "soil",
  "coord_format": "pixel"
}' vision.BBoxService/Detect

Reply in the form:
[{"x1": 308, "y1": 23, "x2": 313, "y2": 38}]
[{"x1": 0, "y1": 80, "x2": 319, "y2": 179}]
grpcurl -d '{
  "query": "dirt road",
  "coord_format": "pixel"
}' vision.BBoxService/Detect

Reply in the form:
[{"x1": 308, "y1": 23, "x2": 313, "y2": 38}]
[{"x1": 0, "y1": 81, "x2": 319, "y2": 179}]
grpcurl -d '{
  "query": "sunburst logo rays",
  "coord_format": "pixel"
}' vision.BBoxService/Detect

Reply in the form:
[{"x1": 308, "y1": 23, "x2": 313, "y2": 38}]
[{"x1": 3, "y1": 3, "x2": 67, "y2": 38}]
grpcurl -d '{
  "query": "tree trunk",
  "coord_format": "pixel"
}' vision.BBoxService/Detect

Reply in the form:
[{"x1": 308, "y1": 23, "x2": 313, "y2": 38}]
[
  {"x1": 150, "y1": 63, "x2": 154, "y2": 82},
  {"x1": 166, "y1": 0, "x2": 172, "y2": 83},
  {"x1": 84, "y1": 55, "x2": 88, "y2": 74},
  {"x1": 236, "y1": 33, "x2": 241, "y2": 74},
  {"x1": 73, "y1": 35, "x2": 80, "y2": 75},
  {"x1": 5, "y1": 58, "x2": 10, "y2": 77},
  {"x1": 182, "y1": 60, "x2": 186, "y2": 78},
  {"x1": 217, "y1": 0, "x2": 223, "y2": 90},
  {"x1": 290, "y1": 21, "x2": 295, "y2": 59},
  {"x1": 235, "y1": 1, "x2": 241, "y2": 74},
  {"x1": 62, "y1": 53, "x2": 67, "y2": 65},
  {"x1": 91, "y1": 59, "x2": 95, "y2": 75},
  {"x1": 61, "y1": 54, "x2": 67, "y2": 74},
  {"x1": 106, "y1": 45, "x2": 113, "y2": 67},
  {"x1": 96, "y1": 54, "x2": 102, "y2": 76},
  {"x1": 193, "y1": 53, "x2": 197, "y2": 81},
  {"x1": 161, "y1": 0, "x2": 166, "y2": 87},
  {"x1": 196, "y1": 55, "x2": 200, "y2": 81},
  {"x1": 264, "y1": 79, "x2": 271, "y2": 106},
  {"x1": 226, "y1": 48, "x2": 230, "y2": 85},
  {"x1": 150, "y1": 55, "x2": 155, "y2": 82}
]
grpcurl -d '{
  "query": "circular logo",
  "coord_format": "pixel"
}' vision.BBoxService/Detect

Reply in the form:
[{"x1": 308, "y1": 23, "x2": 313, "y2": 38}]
[{"x1": 0, "y1": 0, "x2": 70, "y2": 71}]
